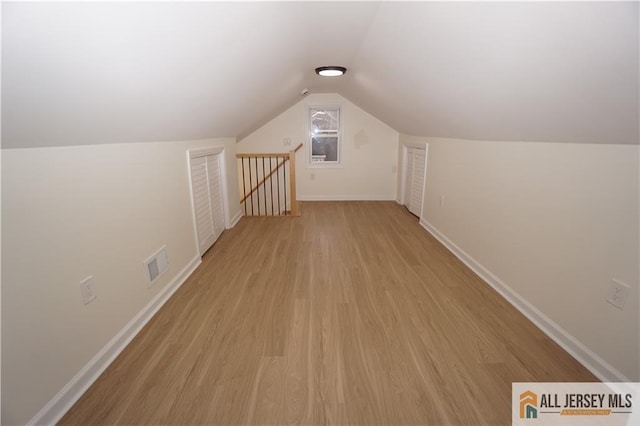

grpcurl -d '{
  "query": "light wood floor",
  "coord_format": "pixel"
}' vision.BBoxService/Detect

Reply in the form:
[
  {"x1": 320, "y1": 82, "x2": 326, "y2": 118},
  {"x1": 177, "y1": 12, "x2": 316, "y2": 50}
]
[{"x1": 59, "y1": 201, "x2": 596, "y2": 425}]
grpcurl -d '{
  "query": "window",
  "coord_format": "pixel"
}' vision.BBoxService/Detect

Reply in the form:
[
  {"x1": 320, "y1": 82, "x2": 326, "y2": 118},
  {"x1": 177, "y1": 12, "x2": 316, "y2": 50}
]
[{"x1": 309, "y1": 107, "x2": 341, "y2": 164}]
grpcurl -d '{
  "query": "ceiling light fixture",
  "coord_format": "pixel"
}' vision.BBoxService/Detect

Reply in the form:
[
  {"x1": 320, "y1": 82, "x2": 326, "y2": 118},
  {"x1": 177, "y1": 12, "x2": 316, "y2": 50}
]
[{"x1": 315, "y1": 66, "x2": 347, "y2": 77}]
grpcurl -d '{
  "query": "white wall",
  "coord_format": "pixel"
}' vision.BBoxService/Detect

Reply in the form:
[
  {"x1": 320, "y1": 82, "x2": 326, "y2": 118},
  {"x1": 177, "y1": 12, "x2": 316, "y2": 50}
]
[
  {"x1": 1, "y1": 138, "x2": 240, "y2": 425},
  {"x1": 399, "y1": 134, "x2": 639, "y2": 381},
  {"x1": 238, "y1": 93, "x2": 399, "y2": 200}
]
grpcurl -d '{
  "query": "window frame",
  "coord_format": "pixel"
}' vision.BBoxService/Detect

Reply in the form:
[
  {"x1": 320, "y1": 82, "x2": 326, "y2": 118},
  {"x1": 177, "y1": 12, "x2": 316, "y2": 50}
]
[{"x1": 307, "y1": 105, "x2": 342, "y2": 167}]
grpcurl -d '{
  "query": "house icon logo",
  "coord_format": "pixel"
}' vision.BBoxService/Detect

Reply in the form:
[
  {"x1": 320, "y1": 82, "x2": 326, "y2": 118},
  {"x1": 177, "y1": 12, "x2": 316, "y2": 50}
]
[{"x1": 520, "y1": 390, "x2": 538, "y2": 419}]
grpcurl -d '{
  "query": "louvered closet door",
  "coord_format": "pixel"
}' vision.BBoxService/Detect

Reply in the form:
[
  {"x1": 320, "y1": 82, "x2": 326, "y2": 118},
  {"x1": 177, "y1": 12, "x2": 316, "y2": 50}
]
[
  {"x1": 190, "y1": 156, "x2": 217, "y2": 254},
  {"x1": 408, "y1": 148, "x2": 426, "y2": 217},
  {"x1": 206, "y1": 154, "x2": 225, "y2": 242},
  {"x1": 404, "y1": 148, "x2": 414, "y2": 207}
]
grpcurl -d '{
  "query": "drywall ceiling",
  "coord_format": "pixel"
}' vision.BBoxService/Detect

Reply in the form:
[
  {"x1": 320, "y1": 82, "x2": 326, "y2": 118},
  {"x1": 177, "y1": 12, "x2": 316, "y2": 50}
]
[{"x1": 2, "y1": 1, "x2": 638, "y2": 148}]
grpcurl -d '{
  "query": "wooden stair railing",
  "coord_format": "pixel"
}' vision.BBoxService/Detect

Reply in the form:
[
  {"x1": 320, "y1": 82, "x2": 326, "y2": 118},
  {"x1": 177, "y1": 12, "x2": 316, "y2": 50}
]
[{"x1": 237, "y1": 143, "x2": 302, "y2": 217}]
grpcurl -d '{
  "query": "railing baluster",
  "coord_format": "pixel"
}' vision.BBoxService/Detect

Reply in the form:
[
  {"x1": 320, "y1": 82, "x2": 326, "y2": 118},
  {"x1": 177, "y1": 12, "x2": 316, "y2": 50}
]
[
  {"x1": 248, "y1": 158, "x2": 254, "y2": 216},
  {"x1": 269, "y1": 157, "x2": 274, "y2": 215},
  {"x1": 254, "y1": 158, "x2": 260, "y2": 215},
  {"x1": 277, "y1": 156, "x2": 281, "y2": 215},
  {"x1": 253, "y1": 158, "x2": 258, "y2": 216},
  {"x1": 262, "y1": 158, "x2": 267, "y2": 216}
]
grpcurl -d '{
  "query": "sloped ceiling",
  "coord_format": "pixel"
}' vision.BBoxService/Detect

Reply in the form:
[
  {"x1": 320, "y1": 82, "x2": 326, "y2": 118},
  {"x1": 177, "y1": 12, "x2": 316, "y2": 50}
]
[{"x1": 2, "y1": 1, "x2": 638, "y2": 149}]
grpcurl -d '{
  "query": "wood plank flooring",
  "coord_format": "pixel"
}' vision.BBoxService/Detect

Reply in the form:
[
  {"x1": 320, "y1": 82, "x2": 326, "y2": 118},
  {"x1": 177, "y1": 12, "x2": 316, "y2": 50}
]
[{"x1": 59, "y1": 201, "x2": 597, "y2": 425}]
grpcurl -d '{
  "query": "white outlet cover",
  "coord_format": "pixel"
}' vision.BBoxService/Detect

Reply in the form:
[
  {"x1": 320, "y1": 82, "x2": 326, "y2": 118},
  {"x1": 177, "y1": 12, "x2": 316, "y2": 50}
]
[
  {"x1": 606, "y1": 279, "x2": 630, "y2": 310},
  {"x1": 80, "y1": 276, "x2": 96, "y2": 305}
]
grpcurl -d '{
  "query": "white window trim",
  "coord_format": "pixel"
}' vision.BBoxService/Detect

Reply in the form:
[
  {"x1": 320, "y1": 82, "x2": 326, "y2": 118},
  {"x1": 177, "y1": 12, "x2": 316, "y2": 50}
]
[{"x1": 307, "y1": 104, "x2": 343, "y2": 168}]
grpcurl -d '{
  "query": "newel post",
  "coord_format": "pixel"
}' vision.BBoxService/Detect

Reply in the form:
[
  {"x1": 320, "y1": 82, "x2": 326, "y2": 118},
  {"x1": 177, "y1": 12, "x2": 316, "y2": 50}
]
[{"x1": 289, "y1": 148, "x2": 299, "y2": 216}]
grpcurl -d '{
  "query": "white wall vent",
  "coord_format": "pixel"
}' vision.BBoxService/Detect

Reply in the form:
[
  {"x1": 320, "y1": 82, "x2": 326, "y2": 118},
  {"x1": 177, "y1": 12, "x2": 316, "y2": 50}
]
[{"x1": 144, "y1": 246, "x2": 169, "y2": 286}]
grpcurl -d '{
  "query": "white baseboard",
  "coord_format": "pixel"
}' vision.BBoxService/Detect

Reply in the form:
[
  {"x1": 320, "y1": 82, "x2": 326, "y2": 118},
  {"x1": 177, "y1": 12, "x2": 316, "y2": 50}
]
[
  {"x1": 28, "y1": 256, "x2": 202, "y2": 426},
  {"x1": 297, "y1": 195, "x2": 396, "y2": 201},
  {"x1": 419, "y1": 218, "x2": 630, "y2": 383},
  {"x1": 228, "y1": 209, "x2": 242, "y2": 228}
]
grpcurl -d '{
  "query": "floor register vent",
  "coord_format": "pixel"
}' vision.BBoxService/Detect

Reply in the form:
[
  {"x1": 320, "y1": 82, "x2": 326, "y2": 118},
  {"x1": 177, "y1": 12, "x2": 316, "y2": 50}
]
[{"x1": 144, "y1": 246, "x2": 169, "y2": 286}]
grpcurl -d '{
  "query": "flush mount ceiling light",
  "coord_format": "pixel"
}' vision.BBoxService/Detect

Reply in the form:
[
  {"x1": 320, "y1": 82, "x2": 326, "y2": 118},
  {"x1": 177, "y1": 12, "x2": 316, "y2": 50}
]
[{"x1": 315, "y1": 66, "x2": 347, "y2": 77}]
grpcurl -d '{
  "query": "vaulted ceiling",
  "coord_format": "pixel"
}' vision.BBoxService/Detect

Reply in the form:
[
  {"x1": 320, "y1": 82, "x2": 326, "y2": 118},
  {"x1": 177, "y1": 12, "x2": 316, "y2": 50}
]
[{"x1": 2, "y1": 1, "x2": 638, "y2": 149}]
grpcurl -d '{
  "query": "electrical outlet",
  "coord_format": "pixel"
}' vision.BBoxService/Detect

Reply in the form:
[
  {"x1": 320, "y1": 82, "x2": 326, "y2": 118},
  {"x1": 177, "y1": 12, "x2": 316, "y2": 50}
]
[
  {"x1": 440, "y1": 195, "x2": 445, "y2": 208},
  {"x1": 606, "y1": 279, "x2": 630, "y2": 310},
  {"x1": 310, "y1": 172, "x2": 315, "y2": 181},
  {"x1": 283, "y1": 137, "x2": 291, "y2": 146},
  {"x1": 80, "y1": 276, "x2": 96, "y2": 305}
]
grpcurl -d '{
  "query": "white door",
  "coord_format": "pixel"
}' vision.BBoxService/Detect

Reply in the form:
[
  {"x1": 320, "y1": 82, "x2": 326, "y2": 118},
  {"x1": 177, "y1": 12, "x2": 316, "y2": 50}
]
[
  {"x1": 189, "y1": 149, "x2": 226, "y2": 255},
  {"x1": 206, "y1": 154, "x2": 225, "y2": 243},
  {"x1": 405, "y1": 147, "x2": 426, "y2": 218},
  {"x1": 190, "y1": 156, "x2": 216, "y2": 255}
]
